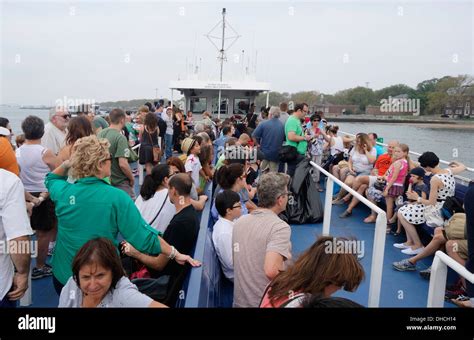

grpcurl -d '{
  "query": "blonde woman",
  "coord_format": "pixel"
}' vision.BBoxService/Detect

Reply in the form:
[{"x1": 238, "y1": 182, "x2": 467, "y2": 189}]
[{"x1": 45, "y1": 135, "x2": 200, "y2": 295}]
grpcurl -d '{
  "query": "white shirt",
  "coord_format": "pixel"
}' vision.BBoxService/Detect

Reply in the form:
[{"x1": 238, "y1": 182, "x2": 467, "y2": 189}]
[
  {"x1": 135, "y1": 189, "x2": 176, "y2": 233},
  {"x1": 212, "y1": 217, "x2": 234, "y2": 281},
  {"x1": 16, "y1": 144, "x2": 51, "y2": 192},
  {"x1": 350, "y1": 147, "x2": 377, "y2": 173},
  {"x1": 0, "y1": 169, "x2": 33, "y2": 300},
  {"x1": 185, "y1": 154, "x2": 202, "y2": 188},
  {"x1": 42, "y1": 122, "x2": 66, "y2": 155},
  {"x1": 161, "y1": 111, "x2": 174, "y2": 135}
]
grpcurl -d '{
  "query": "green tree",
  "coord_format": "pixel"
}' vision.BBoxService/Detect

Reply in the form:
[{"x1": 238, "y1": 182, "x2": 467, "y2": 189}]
[
  {"x1": 374, "y1": 84, "x2": 416, "y2": 103},
  {"x1": 415, "y1": 78, "x2": 439, "y2": 115},
  {"x1": 426, "y1": 75, "x2": 473, "y2": 116}
]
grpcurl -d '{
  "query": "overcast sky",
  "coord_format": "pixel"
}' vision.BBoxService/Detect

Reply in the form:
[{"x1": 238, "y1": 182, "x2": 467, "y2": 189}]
[{"x1": 1, "y1": 0, "x2": 472, "y2": 105}]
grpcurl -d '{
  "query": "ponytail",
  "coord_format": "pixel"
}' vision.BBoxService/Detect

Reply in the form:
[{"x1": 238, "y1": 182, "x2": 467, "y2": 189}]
[{"x1": 139, "y1": 164, "x2": 170, "y2": 200}]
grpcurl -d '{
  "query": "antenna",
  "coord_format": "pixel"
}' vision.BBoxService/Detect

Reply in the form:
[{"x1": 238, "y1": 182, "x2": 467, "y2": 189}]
[{"x1": 205, "y1": 8, "x2": 241, "y2": 83}]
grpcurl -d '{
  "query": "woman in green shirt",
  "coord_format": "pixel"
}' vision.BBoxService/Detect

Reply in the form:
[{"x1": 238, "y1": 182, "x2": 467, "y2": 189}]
[{"x1": 46, "y1": 135, "x2": 200, "y2": 294}]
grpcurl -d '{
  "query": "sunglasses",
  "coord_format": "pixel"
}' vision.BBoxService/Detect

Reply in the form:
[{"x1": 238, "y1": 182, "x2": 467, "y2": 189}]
[
  {"x1": 232, "y1": 204, "x2": 242, "y2": 209},
  {"x1": 57, "y1": 114, "x2": 71, "y2": 119}
]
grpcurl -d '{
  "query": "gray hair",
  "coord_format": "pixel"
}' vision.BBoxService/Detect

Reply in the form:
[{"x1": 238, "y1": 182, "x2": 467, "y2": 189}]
[
  {"x1": 257, "y1": 172, "x2": 290, "y2": 208},
  {"x1": 194, "y1": 122, "x2": 205, "y2": 133},
  {"x1": 269, "y1": 106, "x2": 281, "y2": 118},
  {"x1": 196, "y1": 131, "x2": 210, "y2": 143}
]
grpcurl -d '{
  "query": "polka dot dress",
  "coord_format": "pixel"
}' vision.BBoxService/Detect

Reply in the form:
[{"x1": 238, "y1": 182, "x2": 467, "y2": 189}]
[{"x1": 399, "y1": 169, "x2": 455, "y2": 225}]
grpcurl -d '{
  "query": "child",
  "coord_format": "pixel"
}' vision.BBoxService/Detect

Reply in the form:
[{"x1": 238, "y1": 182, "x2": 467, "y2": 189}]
[
  {"x1": 182, "y1": 136, "x2": 202, "y2": 192},
  {"x1": 390, "y1": 167, "x2": 429, "y2": 235},
  {"x1": 15, "y1": 134, "x2": 26, "y2": 148},
  {"x1": 212, "y1": 190, "x2": 242, "y2": 281},
  {"x1": 383, "y1": 144, "x2": 409, "y2": 233}
]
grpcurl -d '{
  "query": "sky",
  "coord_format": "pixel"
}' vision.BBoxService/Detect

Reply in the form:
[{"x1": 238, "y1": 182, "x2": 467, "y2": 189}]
[{"x1": 0, "y1": 0, "x2": 473, "y2": 105}]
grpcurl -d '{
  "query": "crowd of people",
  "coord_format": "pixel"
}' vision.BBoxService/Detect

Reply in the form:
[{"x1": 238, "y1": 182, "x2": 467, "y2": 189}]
[{"x1": 0, "y1": 99, "x2": 473, "y2": 308}]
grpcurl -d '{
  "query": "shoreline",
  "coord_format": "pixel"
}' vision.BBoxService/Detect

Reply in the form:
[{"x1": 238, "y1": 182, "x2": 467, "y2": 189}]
[{"x1": 326, "y1": 117, "x2": 474, "y2": 129}]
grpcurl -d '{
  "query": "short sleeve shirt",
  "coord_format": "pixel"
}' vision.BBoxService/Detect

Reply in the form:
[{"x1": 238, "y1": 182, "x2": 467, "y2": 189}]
[
  {"x1": 185, "y1": 154, "x2": 202, "y2": 188},
  {"x1": 232, "y1": 209, "x2": 291, "y2": 307},
  {"x1": 98, "y1": 128, "x2": 130, "y2": 185},
  {"x1": 285, "y1": 115, "x2": 307, "y2": 155}
]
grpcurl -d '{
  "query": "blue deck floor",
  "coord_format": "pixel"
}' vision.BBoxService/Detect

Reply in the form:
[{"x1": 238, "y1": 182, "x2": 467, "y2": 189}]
[
  {"x1": 290, "y1": 192, "x2": 456, "y2": 308},
  {"x1": 26, "y1": 189, "x2": 456, "y2": 308}
]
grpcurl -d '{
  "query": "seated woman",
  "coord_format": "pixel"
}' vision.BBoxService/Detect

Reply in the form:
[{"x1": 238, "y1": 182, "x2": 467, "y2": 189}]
[
  {"x1": 46, "y1": 135, "x2": 200, "y2": 294},
  {"x1": 211, "y1": 163, "x2": 250, "y2": 223},
  {"x1": 122, "y1": 174, "x2": 201, "y2": 305},
  {"x1": 59, "y1": 238, "x2": 167, "y2": 307},
  {"x1": 135, "y1": 164, "x2": 176, "y2": 233},
  {"x1": 259, "y1": 235, "x2": 365, "y2": 308},
  {"x1": 394, "y1": 152, "x2": 466, "y2": 255},
  {"x1": 333, "y1": 133, "x2": 376, "y2": 205}
]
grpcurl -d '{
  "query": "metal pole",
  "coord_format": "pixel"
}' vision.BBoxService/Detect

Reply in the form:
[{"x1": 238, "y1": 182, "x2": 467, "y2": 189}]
[
  {"x1": 265, "y1": 91, "x2": 270, "y2": 108},
  {"x1": 218, "y1": 89, "x2": 222, "y2": 120},
  {"x1": 219, "y1": 8, "x2": 226, "y2": 82}
]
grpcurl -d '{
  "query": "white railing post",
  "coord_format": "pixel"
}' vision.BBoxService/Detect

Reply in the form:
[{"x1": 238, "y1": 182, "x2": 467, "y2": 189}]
[
  {"x1": 138, "y1": 163, "x2": 144, "y2": 186},
  {"x1": 322, "y1": 178, "x2": 333, "y2": 236},
  {"x1": 427, "y1": 253, "x2": 448, "y2": 307},
  {"x1": 310, "y1": 160, "x2": 387, "y2": 307},
  {"x1": 368, "y1": 212, "x2": 387, "y2": 307}
]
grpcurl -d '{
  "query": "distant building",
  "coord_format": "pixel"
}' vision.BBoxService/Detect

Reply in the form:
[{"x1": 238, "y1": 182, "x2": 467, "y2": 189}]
[
  {"x1": 444, "y1": 86, "x2": 474, "y2": 118},
  {"x1": 313, "y1": 103, "x2": 359, "y2": 116}
]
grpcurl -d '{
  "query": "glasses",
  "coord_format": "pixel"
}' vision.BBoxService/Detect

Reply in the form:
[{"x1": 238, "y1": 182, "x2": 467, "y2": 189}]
[
  {"x1": 278, "y1": 191, "x2": 290, "y2": 198},
  {"x1": 56, "y1": 114, "x2": 71, "y2": 119},
  {"x1": 103, "y1": 157, "x2": 112, "y2": 162},
  {"x1": 170, "y1": 171, "x2": 180, "y2": 176},
  {"x1": 232, "y1": 204, "x2": 242, "y2": 209}
]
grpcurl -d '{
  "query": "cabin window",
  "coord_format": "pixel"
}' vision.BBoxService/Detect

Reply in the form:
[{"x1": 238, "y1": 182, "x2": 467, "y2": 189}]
[
  {"x1": 212, "y1": 97, "x2": 228, "y2": 115},
  {"x1": 190, "y1": 97, "x2": 207, "y2": 114},
  {"x1": 234, "y1": 98, "x2": 250, "y2": 115}
]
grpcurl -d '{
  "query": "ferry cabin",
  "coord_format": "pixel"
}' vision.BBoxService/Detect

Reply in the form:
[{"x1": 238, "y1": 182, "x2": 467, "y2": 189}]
[{"x1": 169, "y1": 80, "x2": 271, "y2": 118}]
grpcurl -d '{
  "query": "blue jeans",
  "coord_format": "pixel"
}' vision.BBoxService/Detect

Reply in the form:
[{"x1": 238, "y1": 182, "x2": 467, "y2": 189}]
[{"x1": 165, "y1": 133, "x2": 173, "y2": 159}]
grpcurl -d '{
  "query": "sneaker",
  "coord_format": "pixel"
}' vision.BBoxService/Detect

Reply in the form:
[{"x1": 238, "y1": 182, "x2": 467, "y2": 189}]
[
  {"x1": 419, "y1": 267, "x2": 431, "y2": 280},
  {"x1": 401, "y1": 247, "x2": 425, "y2": 255},
  {"x1": 393, "y1": 242, "x2": 410, "y2": 249},
  {"x1": 332, "y1": 198, "x2": 345, "y2": 205},
  {"x1": 32, "y1": 266, "x2": 53, "y2": 280},
  {"x1": 445, "y1": 284, "x2": 466, "y2": 300},
  {"x1": 393, "y1": 258, "x2": 417, "y2": 271},
  {"x1": 339, "y1": 210, "x2": 352, "y2": 218}
]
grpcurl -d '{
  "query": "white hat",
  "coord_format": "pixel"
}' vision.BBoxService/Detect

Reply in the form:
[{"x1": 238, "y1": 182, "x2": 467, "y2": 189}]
[{"x1": 0, "y1": 127, "x2": 11, "y2": 136}]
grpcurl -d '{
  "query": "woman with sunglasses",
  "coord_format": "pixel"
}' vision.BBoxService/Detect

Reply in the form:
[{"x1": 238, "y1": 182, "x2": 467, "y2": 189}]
[{"x1": 45, "y1": 135, "x2": 200, "y2": 295}]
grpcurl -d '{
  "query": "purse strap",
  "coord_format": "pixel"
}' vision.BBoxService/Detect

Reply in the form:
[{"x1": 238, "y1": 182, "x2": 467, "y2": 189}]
[{"x1": 149, "y1": 193, "x2": 169, "y2": 226}]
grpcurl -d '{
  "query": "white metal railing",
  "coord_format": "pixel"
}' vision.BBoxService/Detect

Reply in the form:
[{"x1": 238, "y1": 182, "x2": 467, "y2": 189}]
[
  {"x1": 427, "y1": 251, "x2": 474, "y2": 307},
  {"x1": 310, "y1": 161, "x2": 387, "y2": 308},
  {"x1": 339, "y1": 130, "x2": 474, "y2": 183}
]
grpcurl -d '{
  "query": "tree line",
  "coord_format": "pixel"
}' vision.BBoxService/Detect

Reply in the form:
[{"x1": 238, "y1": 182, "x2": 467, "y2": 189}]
[{"x1": 255, "y1": 75, "x2": 473, "y2": 116}]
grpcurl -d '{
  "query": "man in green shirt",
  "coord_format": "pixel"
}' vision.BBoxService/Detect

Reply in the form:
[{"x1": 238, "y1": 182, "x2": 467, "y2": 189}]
[
  {"x1": 284, "y1": 103, "x2": 311, "y2": 176},
  {"x1": 98, "y1": 109, "x2": 135, "y2": 199}
]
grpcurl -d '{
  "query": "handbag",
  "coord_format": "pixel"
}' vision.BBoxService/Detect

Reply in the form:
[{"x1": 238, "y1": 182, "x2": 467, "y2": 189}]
[
  {"x1": 132, "y1": 275, "x2": 171, "y2": 302},
  {"x1": 279, "y1": 145, "x2": 298, "y2": 163},
  {"x1": 441, "y1": 196, "x2": 464, "y2": 219},
  {"x1": 147, "y1": 128, "x2": 162, "y2": 163},
  {"x1": 424, "y1": 204, "x2": 444, "y2": 228}
]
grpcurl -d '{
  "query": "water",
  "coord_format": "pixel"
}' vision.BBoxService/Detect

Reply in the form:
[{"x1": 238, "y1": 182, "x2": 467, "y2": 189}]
[
  {"x1": 336, "y1": 122, "x2": 474, "y2": 180},
  {"x1": 2, "y1": 107, "x2": 473, "y2": 179}
]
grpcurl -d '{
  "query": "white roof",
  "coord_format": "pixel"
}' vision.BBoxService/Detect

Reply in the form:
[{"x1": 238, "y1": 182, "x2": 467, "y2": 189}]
[{"x1": 169, "y1": 79, "x2": 270, "y2": 91}]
